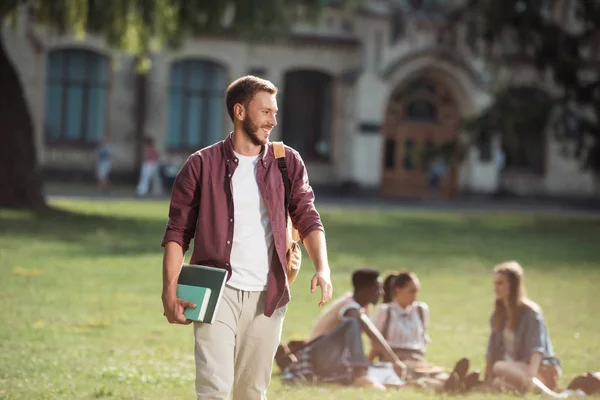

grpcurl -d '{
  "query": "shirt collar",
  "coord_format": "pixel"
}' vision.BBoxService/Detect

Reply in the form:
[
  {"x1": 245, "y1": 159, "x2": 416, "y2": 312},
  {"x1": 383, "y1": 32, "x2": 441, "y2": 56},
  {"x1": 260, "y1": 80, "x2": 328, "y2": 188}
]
[
  {"x1": 223, "y1": 132, "x2": 272, "y2": 164},
  {"x1": 391, "y1": 301, "x2": 414, "y2": 315}
]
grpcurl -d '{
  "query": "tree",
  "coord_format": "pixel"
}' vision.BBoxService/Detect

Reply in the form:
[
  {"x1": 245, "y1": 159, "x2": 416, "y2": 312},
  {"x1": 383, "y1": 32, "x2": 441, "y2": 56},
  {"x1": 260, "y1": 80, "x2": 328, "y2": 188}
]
[
  {"x1": 0, "y1": 0, "x2": 323, "y2": 209},
  {"x1": 444, "y1": 0, "x2": 600, "y2": 170}
]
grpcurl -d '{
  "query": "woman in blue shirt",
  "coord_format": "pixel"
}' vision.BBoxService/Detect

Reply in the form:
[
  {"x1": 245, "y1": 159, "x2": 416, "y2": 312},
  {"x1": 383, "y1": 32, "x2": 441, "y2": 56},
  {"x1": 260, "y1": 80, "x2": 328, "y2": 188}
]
[{"x1": 485, "y1": 261, "x2": 561, "y2": 393}]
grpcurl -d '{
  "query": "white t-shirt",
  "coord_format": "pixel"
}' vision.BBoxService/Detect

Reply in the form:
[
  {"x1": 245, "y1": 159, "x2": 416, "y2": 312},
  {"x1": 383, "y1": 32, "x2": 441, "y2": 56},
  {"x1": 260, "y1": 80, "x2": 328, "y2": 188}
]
[
  {"x1": 371, "y1": 301, "x2": 429, "y2": 353},
  {"x1": 503, "y1": 328, "x2": 516, "y2": 361},
  {"x1": 308, "y1": 292, "x2": 362, "y2": 341},
  {"x1": 226, "y1": 151, "x2": 274, "y2": 291}
]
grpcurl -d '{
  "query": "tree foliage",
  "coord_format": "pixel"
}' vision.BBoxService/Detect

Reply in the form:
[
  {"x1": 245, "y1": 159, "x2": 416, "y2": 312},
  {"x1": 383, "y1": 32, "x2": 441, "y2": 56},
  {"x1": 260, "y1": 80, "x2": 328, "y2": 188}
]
[
  {"x1": 2, "y1": 0, "x2": 323, "y2": 52},
  {"x1": 445, "y1": 0, "x2": 600, "y2": 170}
]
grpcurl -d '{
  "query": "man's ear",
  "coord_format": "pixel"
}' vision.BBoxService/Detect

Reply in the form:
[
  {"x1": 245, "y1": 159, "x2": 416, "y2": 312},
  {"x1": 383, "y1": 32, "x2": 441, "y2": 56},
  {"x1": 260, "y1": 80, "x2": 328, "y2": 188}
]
[{"x1": 233, "y1": 103, "x2": 245, "y2": 122}]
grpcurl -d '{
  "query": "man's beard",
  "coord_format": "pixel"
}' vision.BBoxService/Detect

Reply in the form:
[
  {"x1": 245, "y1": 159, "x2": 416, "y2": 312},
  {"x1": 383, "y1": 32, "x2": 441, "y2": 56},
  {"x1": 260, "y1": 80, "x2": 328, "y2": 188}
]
[{"x1": 242, "y1": 115, "x2": 269, "y2": 146}]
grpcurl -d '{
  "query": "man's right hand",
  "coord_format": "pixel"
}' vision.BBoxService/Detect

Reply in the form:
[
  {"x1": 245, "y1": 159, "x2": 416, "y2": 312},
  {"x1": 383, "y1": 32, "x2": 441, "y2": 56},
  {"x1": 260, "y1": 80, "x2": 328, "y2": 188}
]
[
  {"x1": 162, "y1": 294, "x2": 195, "y2": 324},
  {"x1": 393, "y1": 360, "x2": 408, "y2": 380}
]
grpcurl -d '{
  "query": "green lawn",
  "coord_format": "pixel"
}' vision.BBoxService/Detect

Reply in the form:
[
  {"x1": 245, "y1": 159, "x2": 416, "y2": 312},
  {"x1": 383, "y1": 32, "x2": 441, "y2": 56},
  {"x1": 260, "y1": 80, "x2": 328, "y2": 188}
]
[{"x1": 1, "y1": 199, "x2": 599, "y2": 400}]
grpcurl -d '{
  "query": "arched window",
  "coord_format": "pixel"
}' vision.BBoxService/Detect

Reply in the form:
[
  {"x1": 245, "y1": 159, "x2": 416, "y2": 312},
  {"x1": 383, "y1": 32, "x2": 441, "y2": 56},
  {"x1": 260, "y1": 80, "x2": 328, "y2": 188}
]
[
  {"x1": 282, "y1": 70, "x2": 333, "y2": 162},
  {"x1": 44, "y1": 49, "x2": 109, "y2": 143},
  {"x1": 405, "y1": 99, "x2": 437, "y2": 121},
  {"x1": 166, "y1": 60, "x2": 227, "y2": 149}
]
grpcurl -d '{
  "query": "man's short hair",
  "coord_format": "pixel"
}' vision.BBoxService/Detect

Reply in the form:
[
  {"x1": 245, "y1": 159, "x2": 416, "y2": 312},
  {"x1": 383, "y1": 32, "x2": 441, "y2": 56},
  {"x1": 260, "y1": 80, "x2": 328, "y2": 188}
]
[
  {"x1": 351, "y1": 268, "x2": 380, "y2": 291},
  {"x1": 225, "y1": 76, "x2": 278, "y2": 122}
]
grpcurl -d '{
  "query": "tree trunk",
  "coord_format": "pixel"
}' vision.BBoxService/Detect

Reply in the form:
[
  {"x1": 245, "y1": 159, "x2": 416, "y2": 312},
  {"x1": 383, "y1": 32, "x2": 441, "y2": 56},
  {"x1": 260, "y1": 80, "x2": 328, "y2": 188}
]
[{"x1": 0, "y1": 29, "x2": 46, "y2": 209}]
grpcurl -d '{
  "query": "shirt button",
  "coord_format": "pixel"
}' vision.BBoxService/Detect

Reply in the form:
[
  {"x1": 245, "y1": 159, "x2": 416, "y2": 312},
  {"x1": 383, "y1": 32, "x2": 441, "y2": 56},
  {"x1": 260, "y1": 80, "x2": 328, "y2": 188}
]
[
  {"x1": 225, "y1": 263, "x2": 229, "y2": 266},
  {"x1": 234, "y1": 158, "x2": 238, "y2": 163},
  {"x1": 228, "y1": 174, "x2": 231, "y2": 178},
  {"x1": 227, "y1": 240, "x2": 231, "y2": 244},
  {"x1": 229, "y1": 218, "x2": 233, "y2": 222}
]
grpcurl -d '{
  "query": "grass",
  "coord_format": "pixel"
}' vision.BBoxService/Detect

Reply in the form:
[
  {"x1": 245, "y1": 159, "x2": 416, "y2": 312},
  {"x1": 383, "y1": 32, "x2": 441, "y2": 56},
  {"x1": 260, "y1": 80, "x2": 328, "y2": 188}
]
[{"x1": 0, "y1": 199, "x2": 599, "y2": 399}]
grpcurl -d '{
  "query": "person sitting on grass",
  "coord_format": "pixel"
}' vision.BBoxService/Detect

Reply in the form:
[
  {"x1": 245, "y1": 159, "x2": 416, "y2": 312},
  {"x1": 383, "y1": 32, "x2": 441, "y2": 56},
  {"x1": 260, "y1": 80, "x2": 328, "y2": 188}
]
[
  {"x1": 277, "y1": 268, "x2": 407, "y2": 390},
  {"x1": 368, "y1": 271, "x2": 479, "y2": 392},
  {"x1": 484, "y1": 261, "x2": 562, "y2": 394}
]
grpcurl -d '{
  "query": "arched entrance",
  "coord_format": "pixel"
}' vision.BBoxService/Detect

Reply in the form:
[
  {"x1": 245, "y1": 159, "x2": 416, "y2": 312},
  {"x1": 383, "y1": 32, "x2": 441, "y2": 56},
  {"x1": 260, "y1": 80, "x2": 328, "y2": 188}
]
[{"x1": 380, "y1": 77, "x2": 460, "y2": 198}]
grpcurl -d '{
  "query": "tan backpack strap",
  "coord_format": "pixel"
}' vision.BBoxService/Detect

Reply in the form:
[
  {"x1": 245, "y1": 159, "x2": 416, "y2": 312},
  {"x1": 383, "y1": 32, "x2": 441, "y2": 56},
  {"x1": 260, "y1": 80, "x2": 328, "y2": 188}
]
[
  {"x1": 273, "y1": 141, "x2": 292, "y2": 228},
  {"x1": 273, "y1": 142, "x2": 285, "y2": 159}
]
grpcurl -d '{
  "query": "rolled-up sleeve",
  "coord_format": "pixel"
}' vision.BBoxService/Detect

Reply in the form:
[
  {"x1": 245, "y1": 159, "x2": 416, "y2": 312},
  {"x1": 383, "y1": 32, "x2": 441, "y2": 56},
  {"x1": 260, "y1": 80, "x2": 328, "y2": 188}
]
[
  {"x1": 529, "y1": 312, "x2": 546, "y2": 356},
  {"x1": 161, "y1": 154, "x2": 201, "y2": 253},
  {"x1": 287, "y1": 149, "x2": 324, "y2": 240}
]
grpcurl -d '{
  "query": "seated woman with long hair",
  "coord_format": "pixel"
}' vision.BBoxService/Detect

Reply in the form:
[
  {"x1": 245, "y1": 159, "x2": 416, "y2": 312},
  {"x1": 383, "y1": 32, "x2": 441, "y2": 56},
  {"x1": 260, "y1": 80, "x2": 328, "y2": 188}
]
[
  {"x1": 485, "y1": 261, "x2": 562, "y2": 393},
  {"x1": 368, "y1": 272, "x2": 475, "y2": 391}
]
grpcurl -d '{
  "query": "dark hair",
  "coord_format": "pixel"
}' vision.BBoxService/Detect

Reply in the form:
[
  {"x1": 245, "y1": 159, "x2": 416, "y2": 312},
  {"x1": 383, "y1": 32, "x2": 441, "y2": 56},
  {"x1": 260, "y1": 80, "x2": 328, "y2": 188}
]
[
  {"x1": 225, "y1": 75, "x2": 278, "y2": 122},
  {"x1": 382, "y1": 273, "x2": 397, "y2": 303},
  {"x1": 383, "y1": 272, "x2": 419, "y2": 303},
  {"x1": 351, "y1": 268, "x2": 380, "y2": 291}
]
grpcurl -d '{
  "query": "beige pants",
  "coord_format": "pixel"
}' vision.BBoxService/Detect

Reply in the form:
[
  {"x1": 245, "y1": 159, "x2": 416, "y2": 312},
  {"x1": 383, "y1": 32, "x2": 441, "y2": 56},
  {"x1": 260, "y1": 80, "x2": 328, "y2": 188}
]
[{"x1": 194, "y1": 286, "x2": 286, "y2": 400}]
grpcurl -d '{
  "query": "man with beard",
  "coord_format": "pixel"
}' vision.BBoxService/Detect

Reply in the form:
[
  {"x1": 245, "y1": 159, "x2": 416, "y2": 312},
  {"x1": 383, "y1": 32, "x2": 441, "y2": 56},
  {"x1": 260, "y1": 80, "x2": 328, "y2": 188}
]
[{"x1": 160, "y1": 75, "x2": 333, "y2": 400}]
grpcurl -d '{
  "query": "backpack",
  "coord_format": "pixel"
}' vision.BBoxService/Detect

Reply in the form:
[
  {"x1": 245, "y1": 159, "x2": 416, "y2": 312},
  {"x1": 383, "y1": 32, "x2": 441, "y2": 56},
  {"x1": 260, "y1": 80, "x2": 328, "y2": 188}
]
[{"x1": 272, "y1": 142, "x2": 302, "y2": 285}]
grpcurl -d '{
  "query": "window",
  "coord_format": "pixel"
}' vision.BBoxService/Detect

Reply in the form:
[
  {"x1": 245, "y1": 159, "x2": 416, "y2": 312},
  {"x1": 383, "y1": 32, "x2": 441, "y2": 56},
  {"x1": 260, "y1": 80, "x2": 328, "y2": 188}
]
[
  {"x1": 405, "y1": 99, "x2": 437, "y2": 121},
  {"x1": 393, "y1": 79, "x2": 439, "y2": 122},
  {"x1": 384, "y1": 138, "x2": 396, "y2": 169},
  {"x1": 282, "y1": 70, "x2": 333, "y2": 162},
  {"x1": 44, "y1": 49, "x2": 108, "y2": 144},
  {"x1": 166, "y1": 60, "x2": 227, "y2": 149},
  {"x1": 403, "y1": 139, "x2": 415, "y2": 170}
]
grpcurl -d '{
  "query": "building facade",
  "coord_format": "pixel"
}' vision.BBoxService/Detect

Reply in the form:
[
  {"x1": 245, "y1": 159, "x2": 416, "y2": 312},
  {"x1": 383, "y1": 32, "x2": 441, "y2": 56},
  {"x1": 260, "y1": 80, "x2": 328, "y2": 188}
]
[{"x1": 3, "y1": 0, "x2": 598, "y2": 197}]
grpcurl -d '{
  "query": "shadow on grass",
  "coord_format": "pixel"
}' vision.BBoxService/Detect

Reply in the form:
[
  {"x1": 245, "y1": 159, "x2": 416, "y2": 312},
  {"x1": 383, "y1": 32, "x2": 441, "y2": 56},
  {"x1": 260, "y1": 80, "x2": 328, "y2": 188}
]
[
  {"x1": 1, "y1": 205, "x2": 599, "y2": 268},
  {"x1": 0, "y1": 206, "x2": 168, "y2": 256}
]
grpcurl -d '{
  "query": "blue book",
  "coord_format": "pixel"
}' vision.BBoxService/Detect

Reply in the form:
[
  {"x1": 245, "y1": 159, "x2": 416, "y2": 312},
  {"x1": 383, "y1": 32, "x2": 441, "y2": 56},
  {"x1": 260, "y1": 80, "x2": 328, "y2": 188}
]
[
  {"x1": 177, "y1": 285, "x2": 212, "y2": 322},
  {"x1": 176, "y1": 264, "x2": 227, "y2": 324}
]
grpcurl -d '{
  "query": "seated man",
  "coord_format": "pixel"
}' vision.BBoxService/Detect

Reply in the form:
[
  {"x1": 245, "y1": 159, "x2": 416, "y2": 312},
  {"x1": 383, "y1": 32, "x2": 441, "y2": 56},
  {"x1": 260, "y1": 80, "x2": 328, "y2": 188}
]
[{"x1": 279, "y1": 268, "x2": 407, "y2": 389}]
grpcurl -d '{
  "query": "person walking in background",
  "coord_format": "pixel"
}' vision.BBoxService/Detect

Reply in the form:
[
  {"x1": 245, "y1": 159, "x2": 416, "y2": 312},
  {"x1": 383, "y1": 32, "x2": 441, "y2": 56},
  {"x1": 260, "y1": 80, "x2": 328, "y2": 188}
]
[
  {"x1": 160, "y1": 75, "x2": 333, "y2": 399},
  {"x1": 96, "y1": 137, "x2": 112, "y2": 192},
  {"x1": 136, "y1": 136, "x2": 161, "y2": 197},
  {"x1": 428, "y1": 155, "x2": 448, "y2": 195}
]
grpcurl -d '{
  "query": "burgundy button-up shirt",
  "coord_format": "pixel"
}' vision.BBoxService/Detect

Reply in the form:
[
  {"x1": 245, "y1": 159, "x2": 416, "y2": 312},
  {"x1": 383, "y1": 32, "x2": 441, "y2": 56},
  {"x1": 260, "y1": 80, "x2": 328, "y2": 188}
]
[{"x1": 161, "y1": 134, "x2": 325, "y2": 317}]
